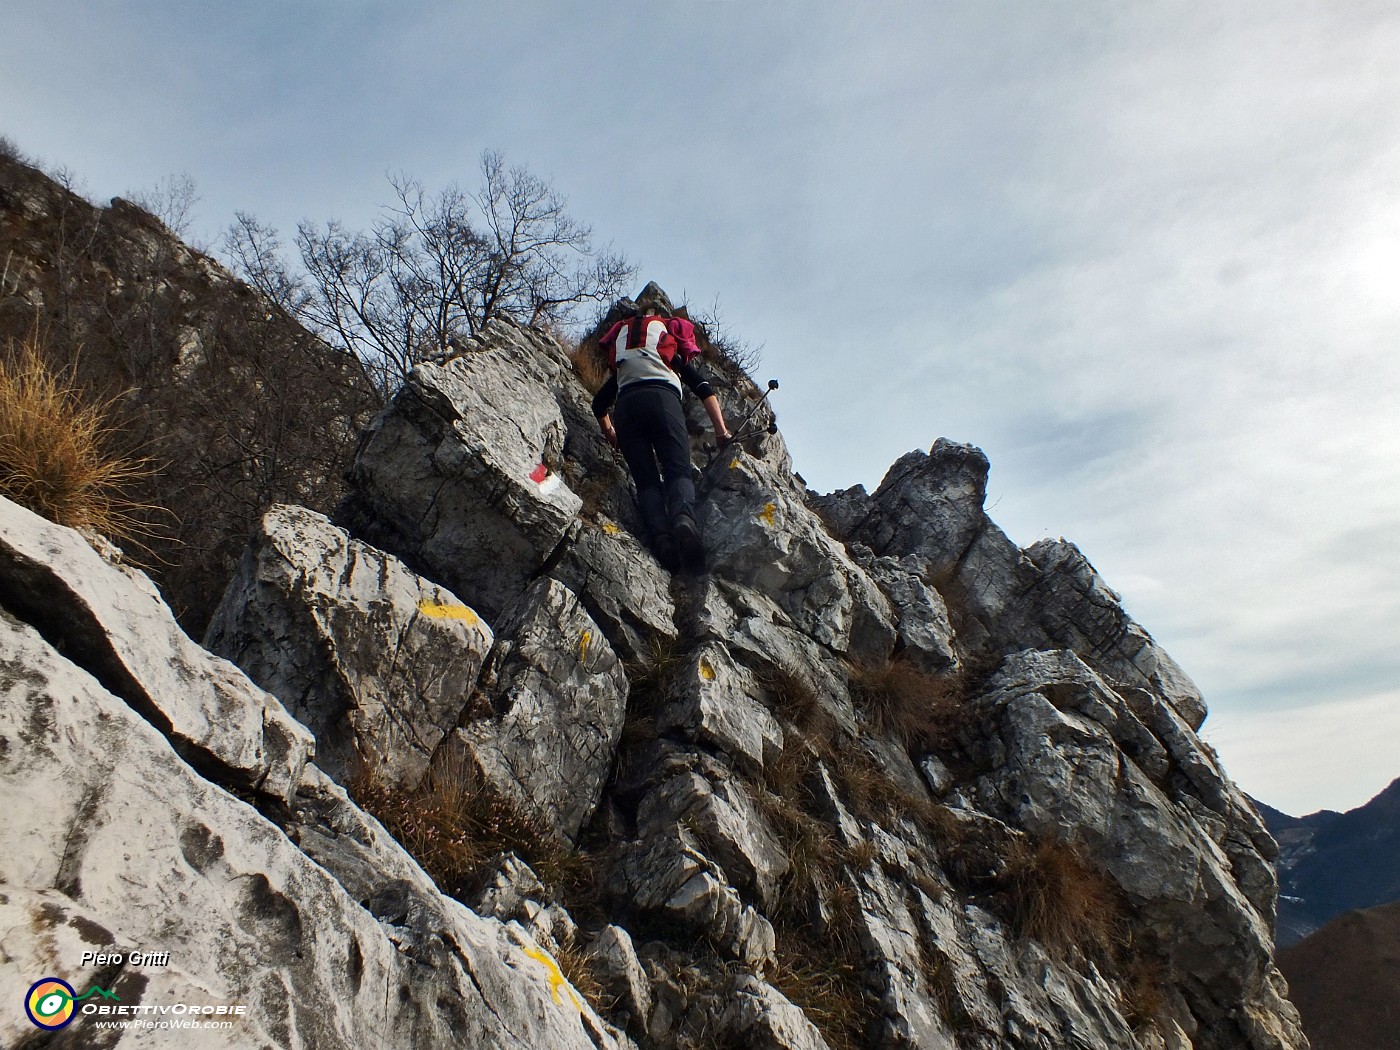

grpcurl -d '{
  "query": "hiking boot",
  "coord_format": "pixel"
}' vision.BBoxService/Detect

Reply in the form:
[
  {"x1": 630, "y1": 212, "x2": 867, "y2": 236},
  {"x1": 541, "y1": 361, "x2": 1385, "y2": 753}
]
[
  {"x1": 653, "y1": 533, "x2": 680, "y2": 573},
  {"x1": 672, "y1": 512, "x2": 704, "y2": 567}
]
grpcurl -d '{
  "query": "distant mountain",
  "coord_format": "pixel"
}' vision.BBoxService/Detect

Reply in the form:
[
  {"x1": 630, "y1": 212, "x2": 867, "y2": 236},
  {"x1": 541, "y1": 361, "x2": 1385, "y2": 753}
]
[
  {"x1": 1278, "y1": 900, "x2": 1400, "y2": 1050},
  {"x1": 1255, "y1": 777, "x2": 1400, "y2": 946}
]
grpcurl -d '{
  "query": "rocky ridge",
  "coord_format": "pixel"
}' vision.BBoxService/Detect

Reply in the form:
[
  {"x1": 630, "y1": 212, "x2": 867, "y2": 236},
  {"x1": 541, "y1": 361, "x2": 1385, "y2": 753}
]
[{"x1": 0, "y1": 285, "x2": 1306, "y2": 1049}]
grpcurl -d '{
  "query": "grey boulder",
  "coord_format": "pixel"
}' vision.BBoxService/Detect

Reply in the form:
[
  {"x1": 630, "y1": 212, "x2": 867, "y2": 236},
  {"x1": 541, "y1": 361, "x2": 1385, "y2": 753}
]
[{"x1": 206, "y1": 504, "x2": 493, "y2": 788}]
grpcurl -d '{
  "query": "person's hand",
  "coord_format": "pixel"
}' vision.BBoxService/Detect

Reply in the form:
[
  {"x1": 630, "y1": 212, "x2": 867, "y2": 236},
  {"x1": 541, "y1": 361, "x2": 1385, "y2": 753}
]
[
  {"x1": 717, "y1": 429, "x2": 734, "y2": 447},
  {"x1": 601, "y1": 419, "x2": 619, "y2": 449}
]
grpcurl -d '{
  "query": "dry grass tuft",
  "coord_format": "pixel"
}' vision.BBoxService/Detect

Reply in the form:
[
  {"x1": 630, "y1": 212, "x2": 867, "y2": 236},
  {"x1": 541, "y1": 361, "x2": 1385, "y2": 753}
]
[
  {"x1": 0, "y1": 334, "x2": 155, "y2": 542},
  {"x1": 758, "y1": 664, "x2": 825, "y2": 731},
  {"x1": 349, "y1": 751, "x2": 586, "y2": 899},
  {"x1": 626, "y1": 634, "x2": 687, "y2": 703},
  {"x1": 999, "y1": 836, "x2": 1125, "y2": 962},
  {"x1": 568, "y1": 338, "x2": 610, "y2": 395},
  {"x1": 849, "y1": 659, "x2": 973, "y2": 752},
  {"x1": 769, "y1": 935, "x2": 878, "y2": 1050},
  {"x1": 553, "y1": 936, "x2": 610, "y2": 1014},
  {"x1": 1118, "y1": 945, "x2": 1169, "y2": 1031}
]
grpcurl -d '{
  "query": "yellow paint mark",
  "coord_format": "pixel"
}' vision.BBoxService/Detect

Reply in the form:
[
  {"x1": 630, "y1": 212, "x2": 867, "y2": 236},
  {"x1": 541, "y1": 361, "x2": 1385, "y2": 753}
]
[
  {"x1": 601, "y1": 521, "x2": 622, "y2": 535},
  {"x1": 758, "y1": 502, "x2": 777, "y2": 527},
  {"x1": 579, "y1": 630, "x2": 592, "y2": 664},
  {"x1": 698, "y1": 658, "x2": 716, "y2": 682},
  {"x1": 522, "y1": 944, "x2": 582, "y2": 1011},
  {"x1": 728, "y1": 457, "x2": 741, "y2": 470},
  {"x1": 417, "y1": 600, "x2": 481, "y2": 627}
]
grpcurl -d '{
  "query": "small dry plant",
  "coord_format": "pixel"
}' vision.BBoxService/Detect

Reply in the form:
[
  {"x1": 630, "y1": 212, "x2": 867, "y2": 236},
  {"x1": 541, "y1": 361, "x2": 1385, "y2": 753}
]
[
  {"x1": 999, "y1": 836, "x2": 1125, "y2": 963},
  {"x1": 0, "y1": 334, "x2": 153, "y2": 541},
  {"x1": 349, "y1": 752, "x2": 583, "y2": 898},
  {"x1": 849, "y1": 659, "x2": 972, "y2": 752}
]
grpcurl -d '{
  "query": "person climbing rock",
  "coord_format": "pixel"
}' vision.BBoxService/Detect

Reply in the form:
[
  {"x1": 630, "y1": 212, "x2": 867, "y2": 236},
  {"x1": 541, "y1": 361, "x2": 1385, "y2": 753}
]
[{"x1": 592, "y1": 303, "x2": 731, "y2": 571}]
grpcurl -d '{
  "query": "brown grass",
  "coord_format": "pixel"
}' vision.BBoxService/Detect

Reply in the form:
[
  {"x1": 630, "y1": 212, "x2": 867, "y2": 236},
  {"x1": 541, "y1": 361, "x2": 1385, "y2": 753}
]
[
  {"x1": 553, "y1": 936, "x2": 610, "y2": 1015},
  {"x1": 567, "y1": 339, "x2": 610, "y2": 395},
  {"x1": 349, "y1": 750, "x2": 587, "y2": 899},
  {"x1": 769, "y1": 929, "x2": 878, "y2": 1050},
  {"x1": 0, "y1": 334, "x2": 155, "y2": 542},
  {"x1": 998, "y1": 836, "x2": 1125, "y2": 963},
  {"x1": 849, "y1": 659, "x2": 973, "y2": 752},
  {"x1": 1117, "y1": 945, "x2": 1169, "y2": 1031},
  {"x1": 758, "y1": 664, "x2": 825, "y2": 732}
]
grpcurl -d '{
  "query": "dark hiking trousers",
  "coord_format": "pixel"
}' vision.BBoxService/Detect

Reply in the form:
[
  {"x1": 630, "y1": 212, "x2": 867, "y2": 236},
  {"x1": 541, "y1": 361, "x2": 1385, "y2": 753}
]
[{"x1": 613, "y1": 383, "x2": 695, "y2": 539}]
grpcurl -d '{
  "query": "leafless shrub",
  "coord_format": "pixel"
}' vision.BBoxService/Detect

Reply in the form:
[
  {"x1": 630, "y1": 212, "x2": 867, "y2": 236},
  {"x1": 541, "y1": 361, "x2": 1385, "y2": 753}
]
[
  {"x1": 690, "y1": 298, "x2": 762, "y2": 380},
  {"x1": 127, "y1": 173, "x2": 200, "y2": 238},
  {"x1": 0, "y1": 134, "x2": 26, "y2": 163},
  {"x1": 274, "y1": 153, "x2": 635, "y2": 399}
]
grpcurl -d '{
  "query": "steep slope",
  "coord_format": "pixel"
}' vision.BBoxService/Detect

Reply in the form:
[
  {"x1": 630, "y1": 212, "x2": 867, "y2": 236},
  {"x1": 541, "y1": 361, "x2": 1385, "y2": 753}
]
[
  {"x1": 1256, "y1": 780, "x2": 1400, "y2": 946},
  {"x1": 0, "y1": 273, "x2": 1308, "y2": 1049},
  {"x1": 1278, "y1": 900, "x2": 1400, "y2": 1050},
  {"x1": 212, "y1": 296, "x2": 1302, "y2": 1050},
  {"x1": 0, "y1": 152, "x2": 376, "y2": 632}
]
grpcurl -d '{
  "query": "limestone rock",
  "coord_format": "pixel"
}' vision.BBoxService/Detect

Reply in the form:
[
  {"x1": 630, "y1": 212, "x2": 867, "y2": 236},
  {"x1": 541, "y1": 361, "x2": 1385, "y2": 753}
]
[
  {"x1": 638, "y1": 766, "x2": 790, "y2": 912},
  {"x1": 826, "y1": 439, "x2": 1208, "y2": 729},
  {"x1": 346, "y1": 318, "x2": 583, "y2": 621},
  {"x1": 971, "y1": 649, "x2": 1301, "y2": 1050},
  {"x1": 456, "y1": 577, "x2": 627, "y2": 841},
  {"x1": 656, "y1": 641, "x2": 784, "y2": 774},
  {"x1": 700, "y1": 447, "x2": 895, "y2": 663},
  {"x1": 587, "y1": 925, "x2": 654, "y2": 1034},
  {"x1": 853, "y1": 547, "x2": 959, "y2": 673},
  {"x1": 206, "y1": 504, "x2": 493, "y2": 788},
  {"x1": 719, "y1": 975, "x2": 834, "y2": 1050},
  {"x1": 0, "y1": 610, "x2": 625, "y2": 1050},
  {"x1": 553, "y1": 515, "x2": 678, "y2": 664},
  {"x1": 1023, "y1": 538, "x2": 1208, "y2": 728},
  {"x1": 0, "y1": 496, "x2": 311, "y2": 804},
  {"x1": 839, "y1": 438, "x2": 993, "y2": 579},
  {"x1": 611, "y1": 824, "x2": 776, "y2": 968},
  {"x1": 852, "y1": 866, "x2": 958, "y2": 1049},
  {"x1": 689, "y1": 577, "x2": 858, "y2": 738}
]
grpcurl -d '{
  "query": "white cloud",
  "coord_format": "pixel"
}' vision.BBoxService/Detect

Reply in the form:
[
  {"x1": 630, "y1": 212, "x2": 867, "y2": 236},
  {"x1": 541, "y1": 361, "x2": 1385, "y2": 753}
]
[
  {"x1": 1203, "y1": 689, "x2": 1400, "y2": 815},
  {"x1": 4, "y1": 1, "x2": 1399, "y2": 814}
]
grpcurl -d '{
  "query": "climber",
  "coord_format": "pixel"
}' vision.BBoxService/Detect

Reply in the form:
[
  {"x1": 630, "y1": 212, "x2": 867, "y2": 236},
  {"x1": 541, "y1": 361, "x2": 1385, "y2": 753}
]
[{"x1": 592, "y1": 303, "x2": 731, "y2": 571}]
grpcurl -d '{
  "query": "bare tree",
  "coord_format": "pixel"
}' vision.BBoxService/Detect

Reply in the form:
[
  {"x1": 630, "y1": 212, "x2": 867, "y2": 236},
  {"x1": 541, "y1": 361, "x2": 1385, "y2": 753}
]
[
  {"x1": 223, "y1": 211, "x2": 307, "y2": 312},
  {"x1": 277, "y1": 151, "x2": 635, "y2": 400},
  {"x1": 472, "y1": 150, "x2": 634, "y2": 330},
  {"x1": 128, "y1": 173, "x2": 201, "y2": 238}
]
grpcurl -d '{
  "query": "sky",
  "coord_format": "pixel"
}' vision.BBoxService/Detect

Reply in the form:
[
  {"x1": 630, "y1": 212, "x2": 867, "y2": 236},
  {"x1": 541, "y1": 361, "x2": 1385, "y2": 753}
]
[{"x1": 3, "y1": 1, "x2": 1397, "y2": 816}]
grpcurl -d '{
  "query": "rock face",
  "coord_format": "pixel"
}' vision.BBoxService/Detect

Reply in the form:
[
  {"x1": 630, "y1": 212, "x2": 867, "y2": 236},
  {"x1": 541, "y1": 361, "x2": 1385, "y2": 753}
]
[
  {"x1": 0, "y1": 496, "x2": 630, "y2": 1050},
  {"x1": 343, "y1": 319, "x2": 587, "y2": 623},
  {"x1": 455, "y1": 577, "x2": 628, "y2": 842},
  {"x1": 205, "y1": 504, "x2": 494, "y2": 788},
  {"x1": 0, "y1": 284, "x2": 1306, "y2": 1050}
]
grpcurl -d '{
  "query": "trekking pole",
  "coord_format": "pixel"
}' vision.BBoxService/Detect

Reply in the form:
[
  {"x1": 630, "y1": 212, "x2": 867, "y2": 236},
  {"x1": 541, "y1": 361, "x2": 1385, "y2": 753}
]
[
  {"x1": 697, "y1": 379, "x2": 780, "y2": 499},
  {"x1": 704, "y1": 379, "x2": 779, "y2": 469},
  {"x1": 731, "y1": 379, "x2": 779, "y2": 444}
]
